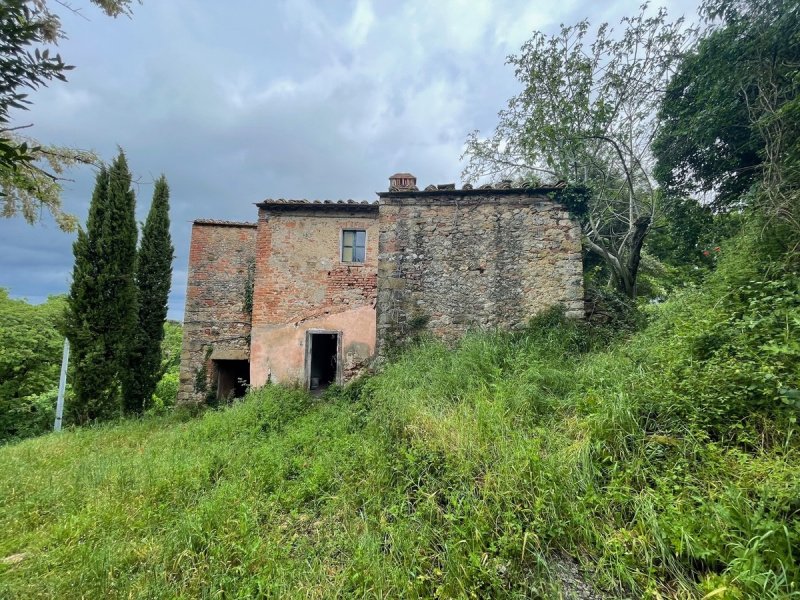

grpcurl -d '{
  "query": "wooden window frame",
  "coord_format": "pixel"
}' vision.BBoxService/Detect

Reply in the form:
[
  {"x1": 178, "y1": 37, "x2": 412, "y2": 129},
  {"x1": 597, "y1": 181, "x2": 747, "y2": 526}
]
[{"x1": 340, "y1": 229, "x2": 367, "y2": 264}]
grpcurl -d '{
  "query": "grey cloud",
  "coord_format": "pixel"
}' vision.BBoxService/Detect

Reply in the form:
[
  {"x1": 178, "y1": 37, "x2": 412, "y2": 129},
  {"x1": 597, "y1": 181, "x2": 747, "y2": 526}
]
[{"x1": 1, "y1": 0, "x2": 703, "y2": 321}]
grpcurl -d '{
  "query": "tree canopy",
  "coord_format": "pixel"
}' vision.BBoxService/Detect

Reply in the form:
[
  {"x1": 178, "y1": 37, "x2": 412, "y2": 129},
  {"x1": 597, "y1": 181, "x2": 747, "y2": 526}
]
[
  {"x1": 0, "y1": 290, "x2": 66, "y2": 442},
  {"x1": 0, "y1": 0, "x2": 140, "y2": 231},
  {"x1": 463, "y1": 5, "x2": 696, "y2": 298},
  {"x1": 654, "y1": 0, "x2": 800, "y2": 236}
]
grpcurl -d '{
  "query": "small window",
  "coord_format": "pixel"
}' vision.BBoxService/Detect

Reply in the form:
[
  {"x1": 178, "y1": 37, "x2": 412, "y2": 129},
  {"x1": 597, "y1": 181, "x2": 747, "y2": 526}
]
[{"x1": 341, "y1": 229, "x2": 366, "y2": 263}]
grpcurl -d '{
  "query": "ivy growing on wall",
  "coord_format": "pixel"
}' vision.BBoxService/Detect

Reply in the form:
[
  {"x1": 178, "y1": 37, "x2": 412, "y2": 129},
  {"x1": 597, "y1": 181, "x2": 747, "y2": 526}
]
[
  {"x1": 243, "y1": 259, "x2": 255, "y2": 315},
  {"x1": 193, "y1": 346, "x2": 214, "y2": 395},
  {"x1": 548, "y1": 184, "x2": 591, "y2": 220}
]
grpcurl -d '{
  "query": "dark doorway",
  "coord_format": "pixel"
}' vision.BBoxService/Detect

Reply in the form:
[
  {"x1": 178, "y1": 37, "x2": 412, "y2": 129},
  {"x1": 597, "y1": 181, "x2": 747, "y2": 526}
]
[
  {"x1": 308, "y1": 332, "x2": 339, "y2": 390},
  {"x1": 214, "y1": 360, "x2": 250, "y2": 401}
]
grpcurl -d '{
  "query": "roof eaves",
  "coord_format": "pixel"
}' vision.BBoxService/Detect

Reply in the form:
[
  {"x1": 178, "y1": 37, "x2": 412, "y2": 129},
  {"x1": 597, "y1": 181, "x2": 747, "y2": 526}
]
[
  {"x1": 376, "y1": 186, "x2": 561, "y2": 198},
  {"x1": 193, "y1": 219, "x2": 257, "y2": 227},
  {"x1": 255, "y1": 199, "x2": 378, "y2": 210}
]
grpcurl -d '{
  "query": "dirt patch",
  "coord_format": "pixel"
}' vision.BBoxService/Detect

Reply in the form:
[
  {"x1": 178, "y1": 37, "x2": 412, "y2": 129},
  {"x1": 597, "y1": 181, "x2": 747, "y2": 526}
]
[
  {"x1": 549, "y1": 554, "x2": 605, "y2": 600},
  {"x1": 1, "y1": 552, "x2": 28, "y2": 565}
]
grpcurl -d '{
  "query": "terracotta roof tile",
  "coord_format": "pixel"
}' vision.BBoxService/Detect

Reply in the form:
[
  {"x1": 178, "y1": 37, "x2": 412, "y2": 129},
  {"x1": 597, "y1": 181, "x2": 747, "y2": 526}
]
[
  {"x1": 193, "y1": 219, "x2": 257, "y2": 227},
  {"x1": 257, "y1": 198, "x2": 376, "y2": 206}
]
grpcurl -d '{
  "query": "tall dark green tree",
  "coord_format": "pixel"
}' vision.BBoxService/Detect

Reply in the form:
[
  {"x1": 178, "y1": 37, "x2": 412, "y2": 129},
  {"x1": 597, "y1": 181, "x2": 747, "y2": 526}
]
[
  {"x1": 65, "y1": 166, "x2": 113, "y2": 422},
  {"x1": 123, "y1": 176, "x2": 173, "y2": 414},
  {"x1": 65, "y1": 151, "x2": 138, "y2": 423}
]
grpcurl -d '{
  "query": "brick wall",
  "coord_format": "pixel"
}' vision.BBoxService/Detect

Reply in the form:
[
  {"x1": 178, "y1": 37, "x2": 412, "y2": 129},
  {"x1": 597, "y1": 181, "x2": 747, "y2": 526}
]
[
  {"x1": 178, "y1": 187, "x2": 584, "y2": 401},
  {"x1": 178, "y1": 221, "x2": 257, "y2": 404},
  {"x1": 250, "y1": 204, "x2": 379, "y2": 386},
  {"x1": 375, "y1": 189, "x2": 583, "y2": 355}
]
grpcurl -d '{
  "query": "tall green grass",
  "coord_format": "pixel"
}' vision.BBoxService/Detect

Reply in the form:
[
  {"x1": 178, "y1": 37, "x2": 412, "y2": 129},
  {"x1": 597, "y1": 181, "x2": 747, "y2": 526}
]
[{"x1": 1, "y1": 234, "x2": 798, "y2": 598}]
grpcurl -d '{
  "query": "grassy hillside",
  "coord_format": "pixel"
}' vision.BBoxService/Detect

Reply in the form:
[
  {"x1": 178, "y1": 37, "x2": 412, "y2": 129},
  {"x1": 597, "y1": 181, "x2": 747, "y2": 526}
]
[{"x1": 1, "y1": 238, "x2": 798, "y2": 598}]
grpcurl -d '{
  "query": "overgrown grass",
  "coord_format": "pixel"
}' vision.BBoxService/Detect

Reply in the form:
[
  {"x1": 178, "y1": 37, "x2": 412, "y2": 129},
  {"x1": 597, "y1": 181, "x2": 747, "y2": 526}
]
[{"x1": 1, "y1": 235, "x2": 798, "y2": 598}]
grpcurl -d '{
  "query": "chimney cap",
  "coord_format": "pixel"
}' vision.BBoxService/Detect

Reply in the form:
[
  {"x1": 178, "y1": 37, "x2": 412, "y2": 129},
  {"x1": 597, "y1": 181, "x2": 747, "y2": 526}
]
[{"x1": 389, "y1": 172, "x2": 417, "y2": 191}]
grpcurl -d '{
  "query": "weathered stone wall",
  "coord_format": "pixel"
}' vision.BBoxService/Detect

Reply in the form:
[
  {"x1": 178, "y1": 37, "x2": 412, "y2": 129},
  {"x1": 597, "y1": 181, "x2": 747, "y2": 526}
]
[
  {"x1": 375, "y1": 190, "x2": 583, "y2": 355},
  {"x1": 179, "y1": 186, "x2": 584, "y2": 401},
  {"x1": 250, "y1": 203, "x2": 379, "y2": 386},
  {"x1": 178, "y1": 221, "x2": 257, "y2": 404}
]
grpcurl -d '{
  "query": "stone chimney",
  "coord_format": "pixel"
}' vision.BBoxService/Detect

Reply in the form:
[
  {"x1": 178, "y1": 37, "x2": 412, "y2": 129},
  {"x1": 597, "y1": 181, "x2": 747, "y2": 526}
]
[{"x1": 389, "y1": 172, "x2": 417, "y2": 191}]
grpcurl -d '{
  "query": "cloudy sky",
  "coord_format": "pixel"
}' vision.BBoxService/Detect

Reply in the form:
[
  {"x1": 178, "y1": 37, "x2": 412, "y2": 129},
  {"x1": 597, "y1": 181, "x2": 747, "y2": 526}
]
[{"x1": 1, "y1": 0, "x2": 698, "y2": 320}]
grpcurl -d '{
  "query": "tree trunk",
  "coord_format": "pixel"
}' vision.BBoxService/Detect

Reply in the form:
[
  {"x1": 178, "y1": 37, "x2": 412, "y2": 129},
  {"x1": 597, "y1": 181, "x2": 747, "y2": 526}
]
[
  {"x1": 625, "y1": 216, "x2": 651, "y2": 299},
  {"x1": 616, "y1": 216, "x2": 651, "y2": 299},
  {"x1": 589, "y1": 215, "x2": 651, "y2": 300}
]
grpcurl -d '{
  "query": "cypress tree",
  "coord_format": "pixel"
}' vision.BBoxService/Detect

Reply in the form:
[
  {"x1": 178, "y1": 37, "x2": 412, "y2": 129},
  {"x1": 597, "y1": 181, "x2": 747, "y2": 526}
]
[
  {"x1": 105, "y1": 151, "x2": 139, "y2": 414},
  {"x1": 65, "y1": 150, "x2": 138, "y2": 423},
  {"x1": 66, "y1": 167, "x2": 115, "y2": 423},
  {"x1": 123, "y1": 176, "x2": 173, "y2": 414}
]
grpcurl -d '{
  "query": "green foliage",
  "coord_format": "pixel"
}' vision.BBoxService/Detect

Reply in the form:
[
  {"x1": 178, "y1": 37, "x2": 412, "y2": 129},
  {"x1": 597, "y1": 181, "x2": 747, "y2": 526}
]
[
  {"x1": 160, "y1": 320, "x2": 182, "y2": 372},
  {"x1": 0, "y1": 0, "x2": 139, "y2": 230},
  {"x1": 242, "y1": 258, "x2": 255, "y2": 315},
  {"x1": 0, "y1": 0, "x2": 79, "y2": 228},
  {"x1": 0, "y1": 1, "x2": 70, "y2": 163},
  {"x1": 653, "y1": 27, "x2": 763, "y2": 205},
  {"x1": 548, "y1": 184, "x2": 590, "y2": 219},
  {"x1": 646, "y1": 195, "x2": 716, "y2": 268},
  {"x1": 0, "y1": 141, "x2": 97, "y2": 231},
  {"x1": 0, "y1": 291, "x2": 65, "y2": 442},
  {"x1": 90, "y1": 0, "x2": 140, "y2": 18},
  {"x1": 123, "y1": 175, "x2": 173, "y2": 415},
  {"x1": 150, "y1": 371, "x2": 178, "y2": 414},
  {"x1": 194, "y1": 364, "x2": 207, "y2": 395},
  {"x1": 3, "y1": 261, "x2": 797, "y2": 596},
  {"x1": 149, "y1": 321, "x2": 182, "y2": 413},
  {"x1": 641, "y1": 196, "x2": 746, "y2": 294},
  {"x1": 655, "y1": 0, "x2": 800, "y2": 234},
  {"x1": 635, "y1": 224, "x2": 800, "y2": 441},
  {"x1": 0, "y1": 294, "x2": 181, "y2": 442},
  {"x1": 65, "y1": 151, "x2": 138, "y2": 424},
  {"x1": 463, "y1": 6, "x2": 696, "y2": 299}
]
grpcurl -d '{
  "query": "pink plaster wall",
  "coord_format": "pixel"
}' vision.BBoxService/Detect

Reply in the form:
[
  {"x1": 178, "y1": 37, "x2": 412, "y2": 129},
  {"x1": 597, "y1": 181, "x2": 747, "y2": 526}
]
[
  {"x1": 249, "y1": 206, "x2": 379, "y2": 387},
  {"x1": 250, "y1": 303, "x2": 376, "y2": 386}
]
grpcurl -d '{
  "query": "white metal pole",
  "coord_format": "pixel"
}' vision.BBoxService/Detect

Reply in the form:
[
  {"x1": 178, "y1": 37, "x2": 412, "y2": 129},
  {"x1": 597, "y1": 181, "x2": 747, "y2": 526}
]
[{"x1": 54, "y1": 338, "x2": 69, "y2": 432}]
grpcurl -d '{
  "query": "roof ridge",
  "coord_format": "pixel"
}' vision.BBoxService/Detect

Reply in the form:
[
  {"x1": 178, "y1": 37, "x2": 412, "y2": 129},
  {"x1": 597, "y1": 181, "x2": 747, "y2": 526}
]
[
  {"x1": 193, "y1": 219, "x2": 257, "y2": 227},
  {"x1": 258, "y1": 198, "x2": 375, "y2": 205}
]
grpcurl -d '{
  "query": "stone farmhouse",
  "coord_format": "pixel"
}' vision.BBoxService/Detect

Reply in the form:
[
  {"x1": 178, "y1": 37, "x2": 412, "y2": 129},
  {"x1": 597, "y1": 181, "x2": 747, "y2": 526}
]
[{"x1": 178, "y1": 173, "x2": 584, "y2": 404}]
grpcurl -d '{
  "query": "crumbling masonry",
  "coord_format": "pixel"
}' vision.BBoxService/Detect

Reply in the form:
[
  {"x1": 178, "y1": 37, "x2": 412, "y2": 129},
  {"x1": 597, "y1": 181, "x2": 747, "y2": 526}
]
[{"x1": 178, "y1": 174, "x2": 583, "y2": 404}]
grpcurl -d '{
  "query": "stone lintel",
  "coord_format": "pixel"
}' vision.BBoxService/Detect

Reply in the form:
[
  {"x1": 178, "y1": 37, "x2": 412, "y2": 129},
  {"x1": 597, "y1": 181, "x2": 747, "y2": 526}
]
[{"x1": 210, "y1": 348, "x2": 249, "y2": 361}]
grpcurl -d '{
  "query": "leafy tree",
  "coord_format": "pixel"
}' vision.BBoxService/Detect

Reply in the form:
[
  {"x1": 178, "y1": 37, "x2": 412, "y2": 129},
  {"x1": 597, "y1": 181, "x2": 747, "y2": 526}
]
[
  {"x1": 652, "y1": 28, "x2": 761, "y2": 206},
  {"x1": 1, "y1": 141, "x2": 98, "y2": 231},
  {"x1": 463, "y1": 5, "x2": 695, "y2": 299},
  {"x1": 123, "y1": 175, "x2": 173, "y2": 415},
  {"x1": 0, "y1": 290, "x2": 66, "y2": 442},
  {"x1": 65, "y1": 150, "x2": 137, "y2": 423},
  {"x1": 0, "y1": 1, "x2": 69, "y2": 164},
  {"x1": 150, "y1": 320, "x2": 182, "y2": 413},
  {"x1": 641, "y1": 194, "x2": 743, "y2": 293},
  {"x1": 654, "y1": 0, "x2": 800, "y2": 236},
  {"x1": 1, "y1": 0, "x2": 139, "y2": 231}
]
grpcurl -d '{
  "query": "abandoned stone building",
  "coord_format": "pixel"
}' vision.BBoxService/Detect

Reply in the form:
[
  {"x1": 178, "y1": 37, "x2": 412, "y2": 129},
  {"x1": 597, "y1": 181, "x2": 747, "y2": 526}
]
[{"x1": 178, "y1": 173, "x2": 584, "y2": 404}]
